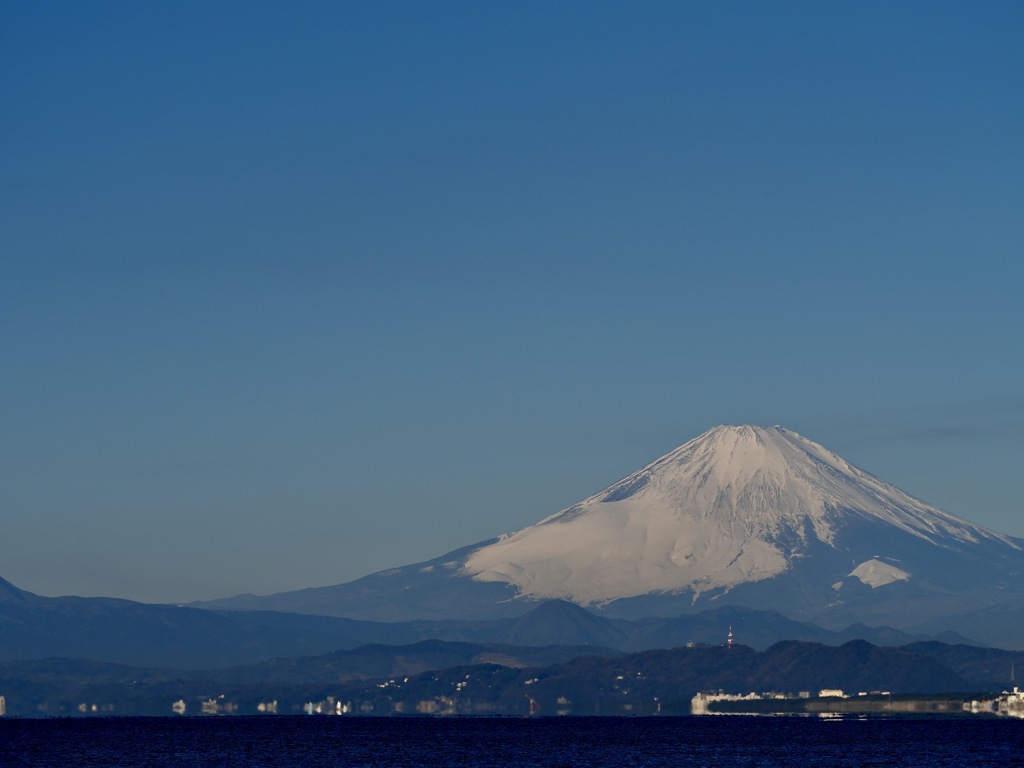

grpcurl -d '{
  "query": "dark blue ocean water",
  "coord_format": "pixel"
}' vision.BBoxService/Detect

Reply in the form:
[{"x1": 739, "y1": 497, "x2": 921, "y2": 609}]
[{"x1": 0, "y1": 716, "x2": 1019, "y2": 767}]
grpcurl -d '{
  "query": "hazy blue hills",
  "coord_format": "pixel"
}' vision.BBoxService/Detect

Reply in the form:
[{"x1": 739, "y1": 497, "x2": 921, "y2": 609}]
[{"x1": 0, "y1": 574, "x2": 984, "y2": 669}]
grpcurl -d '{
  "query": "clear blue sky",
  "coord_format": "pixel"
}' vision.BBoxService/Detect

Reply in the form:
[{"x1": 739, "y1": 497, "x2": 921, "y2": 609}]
[{"x1": 3, "y1": 1, "x2": 1023, "y2": 603}]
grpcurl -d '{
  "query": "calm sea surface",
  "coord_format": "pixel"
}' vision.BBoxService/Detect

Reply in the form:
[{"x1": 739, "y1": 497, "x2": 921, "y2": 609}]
[{"x1": 1, "y1": 715, "x2": 1019, "y2": 767}]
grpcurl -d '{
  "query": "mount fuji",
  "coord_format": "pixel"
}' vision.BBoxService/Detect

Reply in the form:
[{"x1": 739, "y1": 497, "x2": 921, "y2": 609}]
[{"x1": 200, "y1": 426, "x2": 1024, "y2": 640}]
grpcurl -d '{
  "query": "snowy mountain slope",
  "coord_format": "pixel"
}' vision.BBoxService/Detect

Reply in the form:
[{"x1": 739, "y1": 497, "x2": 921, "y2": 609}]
[
  {"x1": 199, "y1": 425, "x2": 1024, "y2": 641},
  {"x1": 463, "y1": 425, "x2": 1020, "y2": 607}
]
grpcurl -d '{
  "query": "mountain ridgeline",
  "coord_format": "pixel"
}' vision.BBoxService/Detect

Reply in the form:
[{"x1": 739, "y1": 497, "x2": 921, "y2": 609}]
[{"x1": 0, "y1": 586, "x2": 977, "y2": 669}]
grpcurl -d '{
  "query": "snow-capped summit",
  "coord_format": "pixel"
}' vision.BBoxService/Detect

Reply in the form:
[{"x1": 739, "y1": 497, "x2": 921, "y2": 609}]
[
  {"x1": 464, "y1": 423, "x2": 1015, "y2": 610},
  {"x1": 464, "y1": 425, "x2": 1017, "y2": 606},
  {"x1": 198, "y1": 425, "x2": 1024, "y2": 639}
]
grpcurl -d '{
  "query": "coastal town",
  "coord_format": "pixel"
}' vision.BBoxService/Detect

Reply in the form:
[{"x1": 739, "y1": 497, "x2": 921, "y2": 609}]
[
  {"x1": 2, "y1": 684, "x2": 1022, "y2": 719},
  {"x1": 2, "y1": 627, "x2": 1022, "y2": 719}
]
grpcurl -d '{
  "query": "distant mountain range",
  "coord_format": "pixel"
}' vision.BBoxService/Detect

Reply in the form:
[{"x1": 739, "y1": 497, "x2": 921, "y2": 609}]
[
  {"x1": 0, "y1": 575, "x2": 985, "y2": 669},
  {"x1": 196, "y1": 426, "x2": 1024, "y2": 646}
]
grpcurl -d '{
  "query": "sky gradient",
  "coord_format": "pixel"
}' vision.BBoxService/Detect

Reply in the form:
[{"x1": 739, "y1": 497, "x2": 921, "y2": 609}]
[{"x1": 3, "y1": 1, "x2": 1023, "y2": 603}]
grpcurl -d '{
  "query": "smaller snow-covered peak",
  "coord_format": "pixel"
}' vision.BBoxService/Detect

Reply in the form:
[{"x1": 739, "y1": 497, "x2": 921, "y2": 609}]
[{"x1": 846, "y1": 559, "x2": 911, "y2": 588}]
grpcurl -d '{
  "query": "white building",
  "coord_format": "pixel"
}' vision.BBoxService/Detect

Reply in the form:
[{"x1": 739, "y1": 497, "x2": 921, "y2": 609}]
[
  {"x1": 818, "y1": 689, "x2": 847, "y2": 699},
  {"x1": 998, "y1": 687, "x2": 1024, "y2": 719}
]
